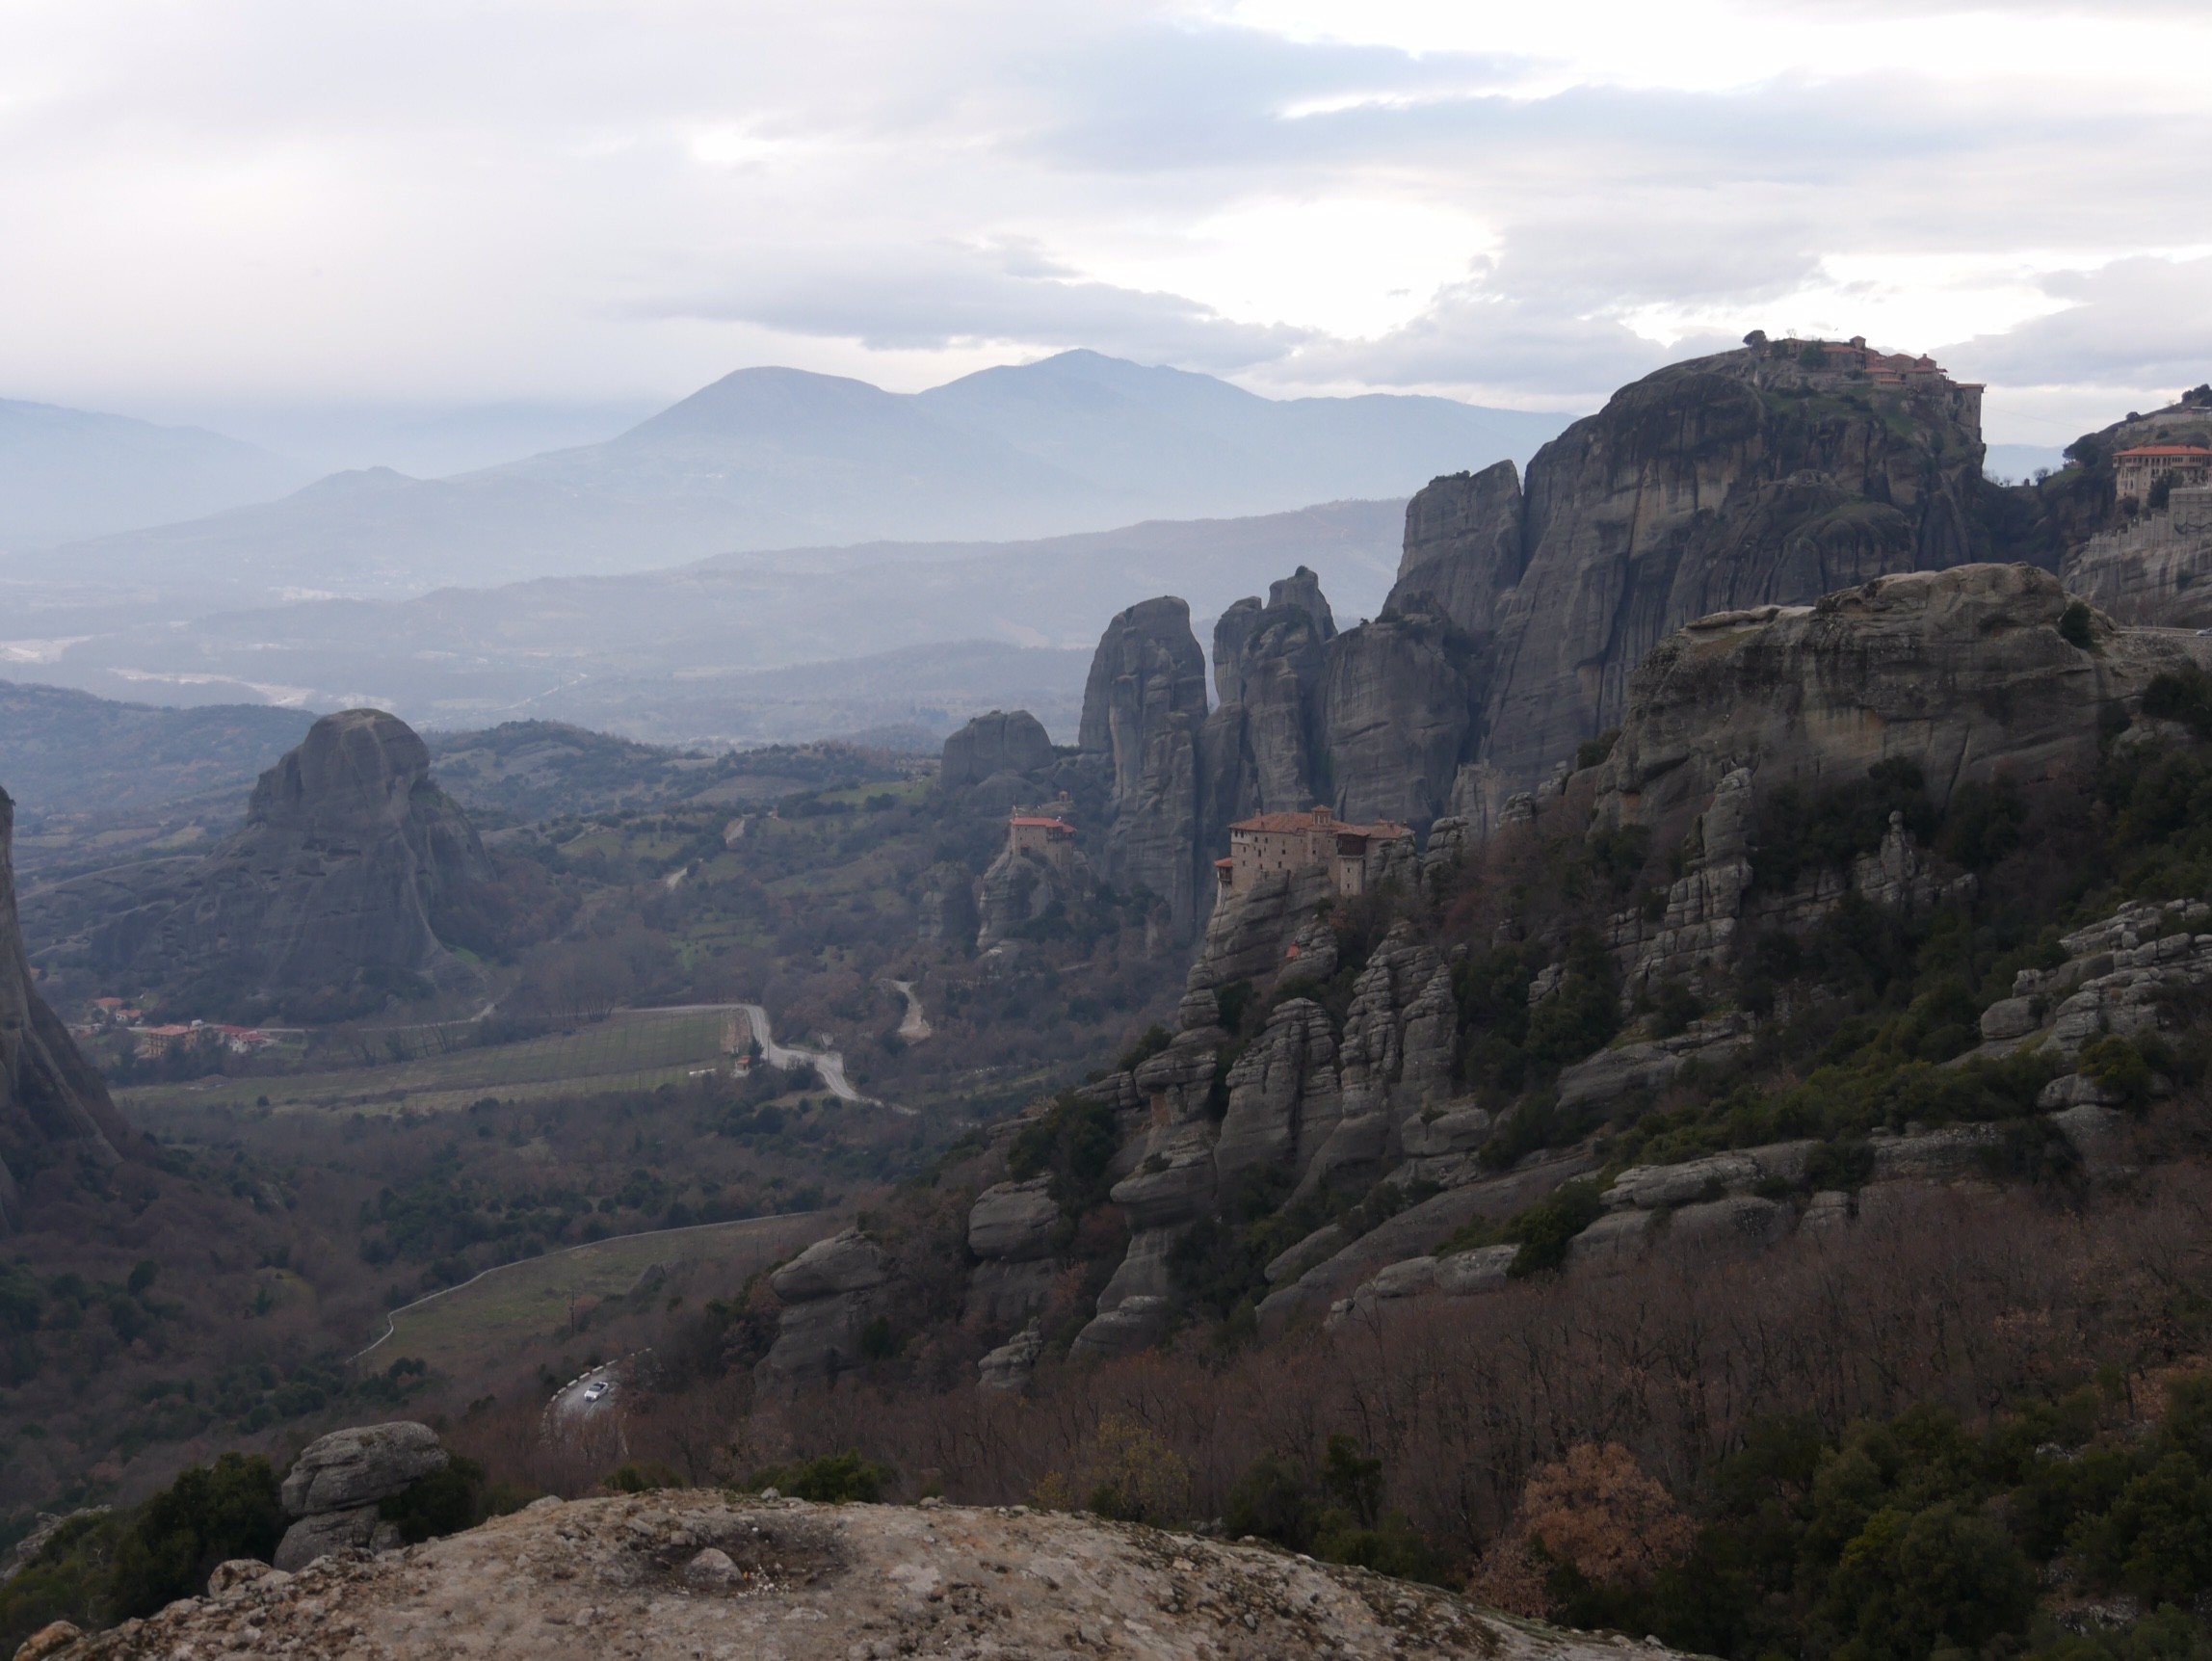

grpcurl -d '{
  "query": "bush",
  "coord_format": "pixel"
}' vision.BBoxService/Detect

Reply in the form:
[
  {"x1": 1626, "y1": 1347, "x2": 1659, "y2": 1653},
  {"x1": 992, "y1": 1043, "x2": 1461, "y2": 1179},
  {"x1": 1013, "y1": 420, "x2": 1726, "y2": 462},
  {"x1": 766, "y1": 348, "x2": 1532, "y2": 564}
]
[
  {"x1": 1506, "y1": 1180, "x2": 1606, "y2": 1276},
  {"x1": 2061, "y1": 601, "x2": 2097, "y2": 650},
  {"x1": 379, "y1": 1456, "x2": 486, "y2": 1542},
  {"x1": 746, "y1": 1451, "x2": 892, "y2": 1503}
]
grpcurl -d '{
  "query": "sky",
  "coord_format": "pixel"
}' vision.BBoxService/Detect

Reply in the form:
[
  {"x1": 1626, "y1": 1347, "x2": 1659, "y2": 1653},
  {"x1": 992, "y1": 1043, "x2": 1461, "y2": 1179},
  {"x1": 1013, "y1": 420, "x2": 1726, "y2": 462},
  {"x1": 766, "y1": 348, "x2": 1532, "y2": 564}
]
[{"x1": 3, "y1": 0, "x2": 2209, "y2": 467}]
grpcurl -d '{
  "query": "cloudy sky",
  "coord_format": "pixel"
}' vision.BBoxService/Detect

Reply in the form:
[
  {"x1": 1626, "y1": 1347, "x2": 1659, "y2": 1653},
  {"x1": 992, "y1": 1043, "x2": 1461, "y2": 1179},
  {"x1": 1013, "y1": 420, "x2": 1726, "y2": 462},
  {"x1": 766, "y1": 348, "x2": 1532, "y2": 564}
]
[{"x1": 5, "y1": 0, "x2": 2208, "y2": 463}]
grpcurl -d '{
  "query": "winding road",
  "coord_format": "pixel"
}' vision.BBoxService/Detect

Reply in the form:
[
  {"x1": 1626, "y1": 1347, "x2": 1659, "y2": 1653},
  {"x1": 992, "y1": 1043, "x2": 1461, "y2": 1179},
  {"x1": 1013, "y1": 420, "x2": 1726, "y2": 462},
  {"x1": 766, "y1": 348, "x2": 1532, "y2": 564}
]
[{"x1": 736, "y1": 1002, "x2": 871, "y2": 1104}]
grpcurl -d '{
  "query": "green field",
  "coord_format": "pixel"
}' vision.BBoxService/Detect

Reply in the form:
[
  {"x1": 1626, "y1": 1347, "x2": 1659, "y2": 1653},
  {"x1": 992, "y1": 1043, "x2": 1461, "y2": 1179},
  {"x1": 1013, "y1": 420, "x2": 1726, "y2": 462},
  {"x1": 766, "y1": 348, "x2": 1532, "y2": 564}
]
[
  {"x1": 118, "y1": 1009, "x2": 744, "y2": 1119},
  {"x1": 359, "y1": 1211, "x2": 830, "y2": 1374}
]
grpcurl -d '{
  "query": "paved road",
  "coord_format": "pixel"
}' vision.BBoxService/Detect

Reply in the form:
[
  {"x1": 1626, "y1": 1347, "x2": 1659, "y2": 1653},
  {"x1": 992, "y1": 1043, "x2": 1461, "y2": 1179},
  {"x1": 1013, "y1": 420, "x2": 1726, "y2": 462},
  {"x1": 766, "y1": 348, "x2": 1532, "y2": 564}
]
[
  {"x1": 737, "y1": 1002, "x2": 870, "y2": 1104},
  {"x1": 552, "y1": 1358, "x2": 625, "y2": 1421}
]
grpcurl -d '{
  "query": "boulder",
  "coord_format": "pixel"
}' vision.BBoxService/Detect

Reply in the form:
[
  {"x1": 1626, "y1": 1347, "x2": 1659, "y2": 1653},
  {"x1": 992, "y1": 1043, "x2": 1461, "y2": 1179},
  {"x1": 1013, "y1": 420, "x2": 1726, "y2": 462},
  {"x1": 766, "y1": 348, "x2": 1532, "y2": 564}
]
[
  {"x1": 769, "y1": 1229, "x2": 889, "y2": 1302},
  {"x1": 940, "y1": 711, "x2": 1053, "y2": 792},
  {"x1": 976, "y1": 1321, "x2": 1044, "y2": 1393},
  {"x1": 1663, "y1": 1196, "x2": 1795, "y2": 1252},
  {"x1": 280, "y1": 1422, "x2": 448, "y2": 1516},
  {"x1": 966, "y1": 1177, "x2": 1059, "y2": 1261},
  {"x1": 1070, "y1": 1294, "x2": 1170, "y2": 1360},
  {"x1": 273, "y1": 1504, "x2": 403, "y2": 1572}
]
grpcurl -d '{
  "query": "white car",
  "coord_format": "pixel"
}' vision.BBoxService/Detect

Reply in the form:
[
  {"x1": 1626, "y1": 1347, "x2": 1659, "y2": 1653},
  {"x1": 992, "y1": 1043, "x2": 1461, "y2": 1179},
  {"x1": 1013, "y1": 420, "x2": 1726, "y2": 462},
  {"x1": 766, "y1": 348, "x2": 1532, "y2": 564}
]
[{"x1": 582, "y1": 1380, "x2": 610, "y2": 1403}]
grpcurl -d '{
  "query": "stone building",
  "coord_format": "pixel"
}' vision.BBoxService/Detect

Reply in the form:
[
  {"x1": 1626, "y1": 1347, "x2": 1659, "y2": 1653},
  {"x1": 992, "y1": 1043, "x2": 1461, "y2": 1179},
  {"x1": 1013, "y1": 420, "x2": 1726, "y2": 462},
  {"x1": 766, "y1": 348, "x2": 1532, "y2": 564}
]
[
  {"x1": 1216, "y1": 805, "x2": 1409, "y2": 899},
  {"x1": 1006, "y1": 796, "x2": 1079, "y2": 872},
  {"x1": 2115, "y1": 445, "x2": 2212, "y2": 508}
]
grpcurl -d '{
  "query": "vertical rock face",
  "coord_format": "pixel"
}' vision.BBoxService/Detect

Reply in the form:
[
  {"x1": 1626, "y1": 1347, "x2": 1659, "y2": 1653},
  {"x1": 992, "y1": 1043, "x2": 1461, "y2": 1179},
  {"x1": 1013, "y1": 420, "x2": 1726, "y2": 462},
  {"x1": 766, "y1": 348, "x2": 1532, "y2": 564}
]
[
  {"x1": 0, "y1": 790, "x2": 131, "y2": 1233},
  {"x1": 1387, "y1": 460, "x2": 1526, "y2": 637},
  {"x1": 82, "y1": 709, "x2": 495, "y2": 1018},
  {"x1": 1397, "y1": 346, "x2": 1988, "y2": 803},
  {"x1": 914, "y1": 862, "x2": 980, "y2": 950},
  {"x1": 1318, "y1": 600, "x2": 1477, "y2": 830},
  {"x1": 940, "y1": 710, "x2": 1056, "y2": 791},
  {"x1": 1080, "y1": 597, "x2": 1210, "y2": 935},
  {"x1": 1200, "y1": 573, "x2": 1336, "y2": 850},
  {"x1": 1589, "y1": 565, "x2": 2180, "y2": 853}
]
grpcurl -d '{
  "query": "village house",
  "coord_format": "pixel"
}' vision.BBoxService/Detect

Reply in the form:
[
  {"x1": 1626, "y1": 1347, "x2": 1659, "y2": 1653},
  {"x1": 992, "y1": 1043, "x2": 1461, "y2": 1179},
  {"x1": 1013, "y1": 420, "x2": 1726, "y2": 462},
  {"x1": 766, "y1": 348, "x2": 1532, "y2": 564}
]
[
  {"x1": 2115, "y1": 445, "x2": 2212, "y2": 508},
  {"x1": 1215, "y1": 805, "x2": 1411, "y2": 899}
]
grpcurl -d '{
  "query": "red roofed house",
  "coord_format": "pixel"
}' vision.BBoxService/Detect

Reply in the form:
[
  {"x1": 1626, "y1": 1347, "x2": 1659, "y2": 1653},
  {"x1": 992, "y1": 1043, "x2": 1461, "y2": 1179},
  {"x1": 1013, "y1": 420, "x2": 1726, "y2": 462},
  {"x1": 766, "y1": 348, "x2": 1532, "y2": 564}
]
[
  {"x1": 1218, "y1": 805, "x2": 1411, "y2": 899},
  {"x1": 2115, "y1": 446, "x2": 2212, "y2": 508},
  {"x1": 1006, "y1": 795, "x2": 1079, "y2": 873}
]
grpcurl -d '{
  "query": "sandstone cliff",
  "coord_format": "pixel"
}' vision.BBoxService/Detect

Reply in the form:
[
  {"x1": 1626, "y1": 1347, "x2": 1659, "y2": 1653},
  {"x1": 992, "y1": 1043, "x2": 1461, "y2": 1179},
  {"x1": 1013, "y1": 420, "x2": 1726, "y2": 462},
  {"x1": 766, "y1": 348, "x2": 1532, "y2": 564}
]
[
  {"x1": 1589, "y1": 565, "x2": 2191, "y2": 851},
  {"x1": 0, "y1": 789, "x2": 132, "y2": 1233},
  {"x1": 22, "y1": 1491, "x2": 1691, "y2": 1661},
  {"x1": 62, "y1": 709, "x2": 495, "y2": 1020},
  {"x1": 1390, "y1": 341, "x2": 1987, "y2": 811},
  {"x1": 1081, "y1": 597, "x2": 1210, "y2": 934}
]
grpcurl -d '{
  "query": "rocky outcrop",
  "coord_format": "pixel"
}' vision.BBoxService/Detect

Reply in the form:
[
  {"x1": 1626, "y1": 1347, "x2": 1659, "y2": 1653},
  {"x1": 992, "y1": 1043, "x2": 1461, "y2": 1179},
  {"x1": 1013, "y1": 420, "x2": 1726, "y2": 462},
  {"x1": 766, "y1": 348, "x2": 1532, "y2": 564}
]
[
  {"x1": 2061, "y1": 489, "x2": 2212, "y2": 629},
  {"x1": 63, "y1": 710, "x2": 494, "y2": 1019},
  {"x1": 913, "y1": 861, "x2": 979, "y2": 950},
  {"x1": 963, "y1": 1177, "x2": 1062, "y2": 1328},
  {"x1": 0, "y1": 789, "x2": 131, "y2": 1233},
  {"x1": 1469, "y1": 344, "x2": 1987, "y2": 799},
  {"x1": 1389, "y1": 460, "x2": 1526, "y2": 639},
  {"x1": 757, "y1": 1229, "x2": 890, "y2": 1385},
  {"x1": 274, "y1": 1422, "x2": 448, "y2": 1571},
  {"x1": 1199, "y1": 570, "x2": 1336, "y2": 849},
  {"x1": 1081, "y1": 597, "x2": 1210, "y2": 936},
  {"x1": 38, "y1": 1491, "x2": 1701, "y2": 1661},
  {"x1": 976, "y1": 839, "x2": 1096, "y2": 950},
  {"x1": 939, "y1": 709, "x2": 1054, "y2": 791},
  {"x1": 1319, "y1": 599, "x2": 1477, "y2": 830},
  {"x1": 1592, "y1": 566, "x2": 2203, "y2": 856}
]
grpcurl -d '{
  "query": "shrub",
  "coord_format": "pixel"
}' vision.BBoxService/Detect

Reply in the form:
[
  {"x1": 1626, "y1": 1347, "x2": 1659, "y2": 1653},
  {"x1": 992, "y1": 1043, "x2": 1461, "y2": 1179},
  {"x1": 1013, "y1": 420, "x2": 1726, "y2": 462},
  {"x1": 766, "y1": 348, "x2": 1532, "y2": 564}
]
[
  {"x1": 1506, "y1": 1180, "x2": 1606, "y2": 1276},
  {"x1": 2061, "y1": 600, "x2": 2097, "y2": 649},
  {"x1": 379, "y1": 1456, "x2": 486, "y2": 1542},
  {"x1": 746, "y1": 1451, "x2": 892, "y2": 1503}
]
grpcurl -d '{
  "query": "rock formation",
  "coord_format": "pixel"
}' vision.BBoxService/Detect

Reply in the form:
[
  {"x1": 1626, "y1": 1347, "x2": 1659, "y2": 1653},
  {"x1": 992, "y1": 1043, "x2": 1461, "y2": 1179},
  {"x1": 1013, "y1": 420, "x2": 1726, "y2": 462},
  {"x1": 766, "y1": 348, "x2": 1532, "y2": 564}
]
[
  {"x1": 56, "y1": 709, "x2": 494, "y2": 1020},
  {"x1": 962, "y1": 1176, "x2": 1061, "y2": 1328},
  {"x1": 1390, "y1": 460, "x2": 1526, "y2": 640},
  {"x1": 0, "y1": 788, "x2": 132, "y2": 1234},
  {"x1": 912, "y1": 861, "x2": 979, "y2": 950},
  {"x1": 28, "y1": 1490, "x2": 1698, "y2": 1661},
  {"x1": 1474, "y1": 345, "x2": 1985, "y2": 799},
  {"x1": 1080, "y1": 596, "x2": 1210, "y2": 934},
  {"x1": 274, "y1": 1421, "x2": 449, "y2": 1570},
  {"x1": 2061, "y1": 485, "x2": 2212, "y2": 628},
  {"x1": 976, "y1": 837, "x2": 1097, "y2": 950},
  {"x1": 756, "y1": 1228, "x2": 890, "y2": 1384},
  {"x1": 937, "y1": 709, "x2": 1055, "y2": 793},
  {"x1": 1589, "y1": 566, "x2": 2196, "y2": 853},
  {"x1": 1199, "y1": 569, "x2": 1336, "y2": 850}
]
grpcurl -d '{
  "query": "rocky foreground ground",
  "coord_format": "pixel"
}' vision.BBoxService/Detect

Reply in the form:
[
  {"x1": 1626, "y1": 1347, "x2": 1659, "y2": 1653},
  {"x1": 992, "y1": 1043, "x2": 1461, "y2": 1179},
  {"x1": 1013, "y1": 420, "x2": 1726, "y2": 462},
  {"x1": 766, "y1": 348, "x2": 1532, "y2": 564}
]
[{"x1": 19, "y1": 1493, "x2": 1684, "y2": 1660}]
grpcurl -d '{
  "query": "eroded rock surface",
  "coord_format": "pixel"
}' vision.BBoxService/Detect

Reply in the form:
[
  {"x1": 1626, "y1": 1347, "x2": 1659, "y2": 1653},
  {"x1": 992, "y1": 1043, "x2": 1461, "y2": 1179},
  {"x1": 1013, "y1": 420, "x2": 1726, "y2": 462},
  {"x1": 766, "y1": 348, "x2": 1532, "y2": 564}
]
[
  {"x1": 39, "y1": 1493, "x2": 1698, "y2": 1661},
  {"x1": 45, "y1": 709, "x2": 494, "y2": 1018},
  {"x1": 0, "y1": 791, "x2": 131, "y2": 1233}
]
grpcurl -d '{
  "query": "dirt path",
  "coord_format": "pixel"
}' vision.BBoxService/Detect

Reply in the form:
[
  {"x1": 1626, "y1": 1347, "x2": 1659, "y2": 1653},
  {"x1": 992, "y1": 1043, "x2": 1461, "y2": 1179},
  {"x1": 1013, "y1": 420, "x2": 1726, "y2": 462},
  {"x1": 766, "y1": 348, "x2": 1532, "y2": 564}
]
[{"x1": 885, "y1": 979, "x2": 933, "y2": 1041}]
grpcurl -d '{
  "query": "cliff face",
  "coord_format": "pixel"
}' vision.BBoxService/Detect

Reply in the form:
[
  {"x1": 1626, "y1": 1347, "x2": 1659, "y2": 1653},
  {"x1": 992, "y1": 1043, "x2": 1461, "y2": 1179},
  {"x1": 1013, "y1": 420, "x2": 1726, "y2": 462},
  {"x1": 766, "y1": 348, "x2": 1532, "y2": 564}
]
[
  {"x1": 1081, "y1": 597, "x2": 1210, "y2": 934},
  {"x1": 1589, "y1": 564, "x2": 2183, "y2": 848},
  {"x1": 0, "y1": 791, "x2": 131, "y2": 1233},
  {"x1": 80, "y1": 710, "x2": 494, "y2": 1019},
  {"x1": 1199, "y1": 567, "x2": 1335, "y2": 855},
  {"x1": 1392, "y1": 344, "x2": 1985, "y2": 805}
]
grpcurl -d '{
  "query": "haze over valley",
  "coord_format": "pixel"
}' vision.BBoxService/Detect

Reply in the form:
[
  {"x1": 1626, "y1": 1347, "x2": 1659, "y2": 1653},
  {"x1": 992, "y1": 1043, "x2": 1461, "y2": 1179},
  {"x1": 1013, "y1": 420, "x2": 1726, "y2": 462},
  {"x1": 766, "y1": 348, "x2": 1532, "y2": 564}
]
[{"x1": 5, "y1": 4, "x2": 2212, "y2": 1658}]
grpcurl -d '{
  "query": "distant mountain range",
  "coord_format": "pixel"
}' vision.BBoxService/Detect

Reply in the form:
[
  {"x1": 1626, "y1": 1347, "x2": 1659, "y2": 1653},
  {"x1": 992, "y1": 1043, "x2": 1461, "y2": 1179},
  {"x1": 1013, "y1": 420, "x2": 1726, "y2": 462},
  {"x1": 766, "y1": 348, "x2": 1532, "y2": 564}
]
[
  {"x1": 7, "y1": 499, "x2": 1407, "y2": 748},
  {"x1": 0, "y1": 352, "x2": 1565, "y2": 623},
  {"x1": 0, "y1": 399, "x2": 305, "y2": 551}
]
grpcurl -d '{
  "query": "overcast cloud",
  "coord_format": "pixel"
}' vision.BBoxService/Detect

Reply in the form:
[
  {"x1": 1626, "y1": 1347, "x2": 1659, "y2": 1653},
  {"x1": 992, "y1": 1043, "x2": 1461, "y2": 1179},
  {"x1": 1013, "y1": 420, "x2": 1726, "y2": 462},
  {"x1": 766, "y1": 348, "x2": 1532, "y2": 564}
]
[{"x1": 2, "y1": 0, "x2": 2206, "y2": 452}]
